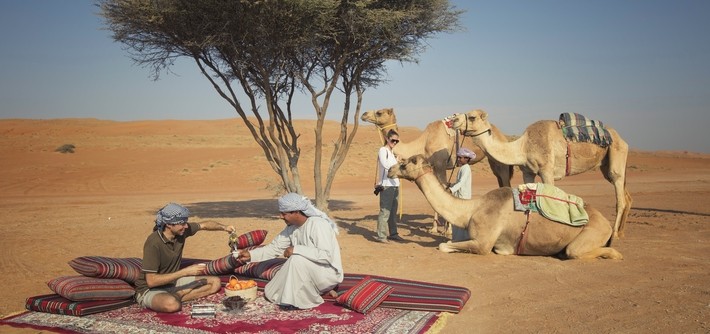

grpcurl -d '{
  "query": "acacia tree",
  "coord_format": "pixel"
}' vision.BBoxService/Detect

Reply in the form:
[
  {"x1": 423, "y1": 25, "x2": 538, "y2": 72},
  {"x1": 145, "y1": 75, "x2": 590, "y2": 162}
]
[{"x1": 98, "y1": 0, "x2": 461, "y2": 209}]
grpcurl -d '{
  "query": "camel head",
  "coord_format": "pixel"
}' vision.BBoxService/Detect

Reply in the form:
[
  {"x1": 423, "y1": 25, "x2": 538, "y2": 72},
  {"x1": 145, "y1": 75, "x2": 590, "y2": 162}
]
[
  {"x1": 388, "y1": 154, "x2": 432, "y2": 181},
  {"x1": 361, "y1": 107, "x2": 397, "y2": 128},
  {"x1": 450, "y1": 109, "x2": 491, "y2": 136}
]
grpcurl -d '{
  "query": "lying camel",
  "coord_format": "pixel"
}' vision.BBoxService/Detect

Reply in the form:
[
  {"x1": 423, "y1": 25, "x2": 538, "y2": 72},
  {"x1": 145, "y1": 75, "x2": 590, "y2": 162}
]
[
  {"x1": 388, "y1": 155, "x2": 623, "y2": 259},
  {"x1": 450, "y1": 109, "x2": 632, "y2": 240},
  {"x1": 361, "y1": 107, "x2": 513, "y2": 187}
]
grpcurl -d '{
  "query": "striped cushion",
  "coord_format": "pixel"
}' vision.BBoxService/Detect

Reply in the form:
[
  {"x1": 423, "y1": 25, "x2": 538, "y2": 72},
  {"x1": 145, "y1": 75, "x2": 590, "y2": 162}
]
[
  {"x1": 234, "y1": 258, "x2": 285, "y2": 279},
  {"x1": 329, "y1": 274, "x2": 471, "y2": 313},
  {"x1": 47, "y1": 276, "x2": 135, "y2": 301},
  {"x1": 181, "y1": 245, "x2": 265, "y2": 274},
  {"x1": 231, "y1": 267, "x2": 471, "y2": 313},
  {"x1": 231, "y1": 230, "x2": 268, "y2": 249},
  {"x1": 68, "y1": 256, "x2": 142, "y2": 284},
  {"x1": 336, "y1": 276, "x2": 393, "y2": 314},
  {"x1": 203, "y1": 254, "x2": 239, "y2": 275},
  {"x1": 25, "y1": 293, "x2": 135, "y2": 316}
]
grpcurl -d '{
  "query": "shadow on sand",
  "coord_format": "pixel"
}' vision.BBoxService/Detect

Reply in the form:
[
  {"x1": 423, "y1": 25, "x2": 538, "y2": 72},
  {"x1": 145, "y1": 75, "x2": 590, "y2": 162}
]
[
  {"x1": 179, "y1": 199, "x2": 362, "y2": 219},
  {"x1": 336, "y1": 213, "x2": 447, "y2": 248},
  {"x1": 631, "y1": 207, "x2": 710, "y2": 217},
  {"x1": 163, "y1": 199, "x2": 448, "y2": 248}
]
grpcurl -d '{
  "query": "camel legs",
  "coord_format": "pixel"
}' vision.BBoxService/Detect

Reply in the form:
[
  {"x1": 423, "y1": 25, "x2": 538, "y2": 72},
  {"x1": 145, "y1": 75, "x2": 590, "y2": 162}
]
[
  {"x1": 564, "y1": 217, "x2": 623, "y2": 260},
  {"x1": 567, "y1": 247, "x2": 623, "y2": 260},
  {"x1": 430, "y1": 213, "x2": 453, "y2": 238},
  {"x1": 438, "y1": 240, "x2": 494, "y2": 255},
  {"x1": 430, "y1": 213, "x2": 441, "y2": 234},
  {"x1": 602, "y1": 154, "x2": 632, "y2": 240},
  {"x1": 488, "y1": 157, "x2": 513, "y2": 187},
  {"x1": 603, "y1": 134, "x2": 631, "y2": 240},
  {"x1": 617, "y1": 189, "x2": 633, "y2": 238},
  {"x1": 610, "y1": 182, "x2": 632, "y2": 240},
  {"x1": 522, "y1": 169, "x2": 538, "y2": 184}
]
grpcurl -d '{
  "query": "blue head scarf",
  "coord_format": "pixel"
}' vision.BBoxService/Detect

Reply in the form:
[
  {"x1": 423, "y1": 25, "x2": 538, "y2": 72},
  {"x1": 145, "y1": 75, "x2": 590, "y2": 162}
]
[{"x1": 154, "y1": 203, "x2": 190, "y2": 231}]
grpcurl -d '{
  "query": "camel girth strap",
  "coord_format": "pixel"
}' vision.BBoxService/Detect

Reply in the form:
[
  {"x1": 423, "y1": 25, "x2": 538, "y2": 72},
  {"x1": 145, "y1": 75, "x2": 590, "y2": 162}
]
[
  {"x1": 566, "y1": 141, "x2": 572, "y2": 177},
  {"x1": 515, "y1": 210, "x2": 532, "y2": 255}
]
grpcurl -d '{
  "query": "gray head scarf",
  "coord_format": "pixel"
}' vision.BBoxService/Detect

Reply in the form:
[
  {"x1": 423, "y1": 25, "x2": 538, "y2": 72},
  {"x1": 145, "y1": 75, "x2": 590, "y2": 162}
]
[
  {"x1": 278, "y1": 193, "x2": 339, "y2": 235},
  {"x1": 155, "y1": 202, "x2": 190, "y2": 231}
]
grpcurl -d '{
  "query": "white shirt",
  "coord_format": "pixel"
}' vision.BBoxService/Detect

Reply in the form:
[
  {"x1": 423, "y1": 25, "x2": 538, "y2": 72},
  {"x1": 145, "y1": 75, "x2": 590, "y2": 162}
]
[
  {"x1": 377, "y1": 146, "x2": 400, "y2": 187},
  {"x1": 449, "y1": 164, "x2": 472, "y2": 199},
  {"x1": 249, "y1": 216, "x2": 343, "y2": 280}
]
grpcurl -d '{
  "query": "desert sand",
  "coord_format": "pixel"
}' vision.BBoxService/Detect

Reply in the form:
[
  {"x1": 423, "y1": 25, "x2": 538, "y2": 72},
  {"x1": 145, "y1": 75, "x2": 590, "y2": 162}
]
[{"x1": 1, "y1": 118, "x2": 709, "y2": 333}]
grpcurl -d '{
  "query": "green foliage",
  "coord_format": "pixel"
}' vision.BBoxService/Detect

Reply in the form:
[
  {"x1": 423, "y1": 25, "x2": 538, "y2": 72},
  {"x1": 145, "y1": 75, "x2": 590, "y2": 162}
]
[
  {"x1": 55, "y1": 144, "x2": 76, "y2": 154},
  {"x1": 97, "y1": 0, "x2": 462, "y2": 208}
]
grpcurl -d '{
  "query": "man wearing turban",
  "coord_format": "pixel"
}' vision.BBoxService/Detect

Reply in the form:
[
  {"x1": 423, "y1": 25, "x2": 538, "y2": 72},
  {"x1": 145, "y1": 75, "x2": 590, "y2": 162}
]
[
  {"x1": 447, "y1": 147, "x2": 476, "y2": 241},
  {"x1": 134, "y1": 202, "x2": 236, "y2": 312},
  {"x1": 233, "y1": 193, "x2": 343, "y2": 310}
]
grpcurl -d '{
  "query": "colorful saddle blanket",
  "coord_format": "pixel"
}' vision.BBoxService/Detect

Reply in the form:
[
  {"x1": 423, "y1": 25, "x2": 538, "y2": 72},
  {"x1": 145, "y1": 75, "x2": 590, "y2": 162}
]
[
  {"x1": 558, "y1": 113, "x2": 613, "y2": 148},
  {"x1": 512, "y1": 183, "x2": 589, "y2": 226}
]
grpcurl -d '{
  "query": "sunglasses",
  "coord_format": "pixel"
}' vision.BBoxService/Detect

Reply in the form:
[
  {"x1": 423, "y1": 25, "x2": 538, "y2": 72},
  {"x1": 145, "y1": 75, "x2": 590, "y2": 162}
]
[{"x1": 389, "y1": 139, "x2": 400, "y2": 144}]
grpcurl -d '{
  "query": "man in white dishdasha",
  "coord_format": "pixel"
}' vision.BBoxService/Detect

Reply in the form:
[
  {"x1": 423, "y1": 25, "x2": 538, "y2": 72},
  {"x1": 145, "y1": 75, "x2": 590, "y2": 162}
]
[{"x1": 233, "y1": 193, "x2": 343, "y2": 310}]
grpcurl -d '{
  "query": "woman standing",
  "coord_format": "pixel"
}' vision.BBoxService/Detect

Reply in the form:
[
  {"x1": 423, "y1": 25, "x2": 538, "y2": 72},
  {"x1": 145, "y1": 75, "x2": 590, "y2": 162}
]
[{"x1": 374, "y1": 129, "x2": 404, "y2": 243}]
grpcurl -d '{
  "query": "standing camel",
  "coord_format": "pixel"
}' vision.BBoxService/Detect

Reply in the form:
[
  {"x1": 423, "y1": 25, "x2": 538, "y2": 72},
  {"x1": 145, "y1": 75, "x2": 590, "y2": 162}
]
[
  {"x1": 450, "y1": 109, "x2": 632, "y2": 240},
  {"x1": 362, "y1": 107, "x2": 514, "y2": 235},
  {"x1": 361, "y1": 108, "x2": 513, "y2": 187},
  {"x1": 388, "y1": 155, "x2": 623, "y2": 259}
]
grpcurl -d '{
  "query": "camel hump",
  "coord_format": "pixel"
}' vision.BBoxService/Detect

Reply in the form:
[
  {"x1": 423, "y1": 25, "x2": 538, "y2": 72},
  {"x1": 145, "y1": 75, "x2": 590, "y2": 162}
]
[{"x1": 558, "y1": 113, "x2": 613, "y2": 148}]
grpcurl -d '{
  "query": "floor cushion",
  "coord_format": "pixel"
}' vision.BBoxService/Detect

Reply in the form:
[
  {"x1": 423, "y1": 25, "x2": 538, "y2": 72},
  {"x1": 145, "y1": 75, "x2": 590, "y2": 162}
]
[
  {"x1": 47, "y1": 276, "x2": 135, "y2": 302},
  {"x1": 336, "y1": 276, "x2": 394, "y2": 314},
  {"x1": 68, "y1": 256, "x2": 142, "y2": 284},
  {"x1": 25, "y1": 294, "x2": 135, "y2": 316}
]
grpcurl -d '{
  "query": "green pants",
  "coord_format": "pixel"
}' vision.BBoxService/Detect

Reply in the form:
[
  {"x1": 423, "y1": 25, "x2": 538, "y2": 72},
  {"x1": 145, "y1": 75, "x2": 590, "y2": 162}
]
[{"x1": 377, "y1": 186, "x2": 399, "y2": 239}]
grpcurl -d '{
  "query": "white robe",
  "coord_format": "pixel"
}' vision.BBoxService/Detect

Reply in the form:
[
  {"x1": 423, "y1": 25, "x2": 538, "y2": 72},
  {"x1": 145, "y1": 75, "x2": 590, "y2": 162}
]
[
  {"x1": 248, "y1": 216, "x2": 343, "y2": 309},
  {"x1": 449, "y1": 164, "x2": 472, "y2": 241}
]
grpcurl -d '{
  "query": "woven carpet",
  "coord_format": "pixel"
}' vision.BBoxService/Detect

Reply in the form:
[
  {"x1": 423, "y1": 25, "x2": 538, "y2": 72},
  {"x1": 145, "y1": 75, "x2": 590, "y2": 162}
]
[{"x1": 1, "y1": 291, "x2": 447, "y2": 334}]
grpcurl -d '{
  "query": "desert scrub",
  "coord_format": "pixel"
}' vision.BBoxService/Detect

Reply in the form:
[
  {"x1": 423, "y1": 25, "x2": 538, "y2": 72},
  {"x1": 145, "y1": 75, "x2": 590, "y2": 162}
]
[{"x1": 55, "y1": 144, "x2": 76, "y2": 153}]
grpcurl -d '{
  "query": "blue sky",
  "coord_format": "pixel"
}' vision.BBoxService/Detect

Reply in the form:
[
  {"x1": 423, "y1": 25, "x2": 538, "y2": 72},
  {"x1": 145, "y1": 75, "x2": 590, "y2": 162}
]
[{"x1": 1, "y1": 1, "x2": 708, "y2": 153}]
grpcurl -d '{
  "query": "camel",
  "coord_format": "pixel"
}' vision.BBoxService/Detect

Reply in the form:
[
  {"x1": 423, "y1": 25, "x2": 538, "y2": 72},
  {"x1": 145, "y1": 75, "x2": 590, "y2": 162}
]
[
  {"x1": 388, "y1": 155, "x2": 623, "y2": 259},
  {"x1": 360, "y1": 108, "x2": 513, "y2": 187},
  {"x1": 449, "y1": 109, "x2": 632, "y2": 240},
  {"x1": 361, "y1": 107, "x2": 514, "y2": 236}
]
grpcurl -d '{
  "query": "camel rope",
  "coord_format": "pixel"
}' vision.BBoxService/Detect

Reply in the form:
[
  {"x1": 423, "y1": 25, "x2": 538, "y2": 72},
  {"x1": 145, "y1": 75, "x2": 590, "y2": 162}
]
[
  {"x1": 378, "y1": 122, "x2": 403, "y2": 219},
  {"x1": 515, "y1": 210, "x2": 532, "y2": 255},
  {"x1": 446, "y1": 131, "x2": 464, "y2": 185},
  {"x1": 373, "y1": 121, "x2": 397, "y2": 184}
]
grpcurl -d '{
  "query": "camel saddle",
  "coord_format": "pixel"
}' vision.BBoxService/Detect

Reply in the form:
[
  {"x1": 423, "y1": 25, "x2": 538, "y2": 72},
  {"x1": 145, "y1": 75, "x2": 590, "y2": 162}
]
[
  {"x1": 512, "y1": 183, "x2": 589, "y2": 226},
  {"x1": 558, "y1": 113, "x2": 613, "y2": 148}
]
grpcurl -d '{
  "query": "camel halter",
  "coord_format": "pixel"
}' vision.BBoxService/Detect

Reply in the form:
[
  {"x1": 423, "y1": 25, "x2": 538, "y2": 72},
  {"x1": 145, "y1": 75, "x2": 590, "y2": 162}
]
[
  {"x1": 455, "y1": 114, "x2": 492, "y2": 138},
  {"x1": 377, "y1": 123, "x2": 398, "y2": 143},
  {"x1": 414, "y1": 169, "x2": 432, "y2": 183},
  {"x1": 443, "y1": 121, "x2": 474, "y2": 185},
  {"x1": 461, "y1": 128, "x2": 491, "y2": 138}
]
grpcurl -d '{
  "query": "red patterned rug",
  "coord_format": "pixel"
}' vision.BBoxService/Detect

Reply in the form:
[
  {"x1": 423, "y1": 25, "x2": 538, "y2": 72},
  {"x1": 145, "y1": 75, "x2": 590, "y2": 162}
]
[{"x1": 1, "y1": 292, "x2": 447, "y2": 334}]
